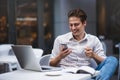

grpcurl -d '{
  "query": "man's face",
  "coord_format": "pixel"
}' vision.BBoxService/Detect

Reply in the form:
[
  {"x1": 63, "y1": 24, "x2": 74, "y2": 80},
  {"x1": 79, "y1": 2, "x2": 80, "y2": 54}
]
[{"x1": 68, "y1": 16, "x2": 86, "y2": 37}]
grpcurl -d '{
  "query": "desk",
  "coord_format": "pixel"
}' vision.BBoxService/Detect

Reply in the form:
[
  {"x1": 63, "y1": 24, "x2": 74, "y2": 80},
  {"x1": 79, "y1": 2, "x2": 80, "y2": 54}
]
[{"x1": 0, "y1": 69, "x2": 92, "y2": 80}]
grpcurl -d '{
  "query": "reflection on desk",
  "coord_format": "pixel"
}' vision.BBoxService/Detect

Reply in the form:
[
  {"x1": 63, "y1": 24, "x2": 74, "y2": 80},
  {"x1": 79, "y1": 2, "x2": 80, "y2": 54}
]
[{"x1": 0, "y1": 69, "x2": 92, "y2": 80}]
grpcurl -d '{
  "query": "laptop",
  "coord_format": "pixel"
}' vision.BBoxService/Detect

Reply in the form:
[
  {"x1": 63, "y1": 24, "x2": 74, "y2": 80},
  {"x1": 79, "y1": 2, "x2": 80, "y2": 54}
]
[{"x1": 12, "y1": 45, "x2": 62, "y2": 72}]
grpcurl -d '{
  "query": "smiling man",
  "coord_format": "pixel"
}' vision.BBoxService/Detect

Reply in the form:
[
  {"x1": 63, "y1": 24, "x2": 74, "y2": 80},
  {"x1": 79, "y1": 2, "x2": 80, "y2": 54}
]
[{"x1": 49, "y1": 8, "x2": 118, "y2": 80}]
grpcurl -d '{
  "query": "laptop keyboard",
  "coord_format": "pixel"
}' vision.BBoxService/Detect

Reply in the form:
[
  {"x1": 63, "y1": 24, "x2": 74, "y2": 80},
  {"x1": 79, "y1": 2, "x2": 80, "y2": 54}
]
[{"x1": 41, "y1": 66, "x2": 62, "y2": 71}]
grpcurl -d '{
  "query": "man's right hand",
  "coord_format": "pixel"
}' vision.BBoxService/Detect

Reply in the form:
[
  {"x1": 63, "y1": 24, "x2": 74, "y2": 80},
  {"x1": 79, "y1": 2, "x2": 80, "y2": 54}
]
[
  {"x1": 58, "y1": 47, "x2": 72, "y2": 59},
  {"x1": 49, "y1": 47, "x2": 72, "y2": 67}
]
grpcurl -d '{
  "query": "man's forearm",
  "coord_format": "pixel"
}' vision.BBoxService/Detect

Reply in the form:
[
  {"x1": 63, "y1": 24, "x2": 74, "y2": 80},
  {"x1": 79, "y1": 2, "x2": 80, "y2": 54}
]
[
  {"x1": 49, "y1": 55, "x2": 62, "y2": 67},
  {"x1": 93, "y1": 53, "x2": 105, "y2": 64}
]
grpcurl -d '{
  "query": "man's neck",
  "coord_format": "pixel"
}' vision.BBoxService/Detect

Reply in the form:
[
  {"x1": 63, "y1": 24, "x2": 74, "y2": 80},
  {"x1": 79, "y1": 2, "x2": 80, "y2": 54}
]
[{"x1": 73, "y1": 32, "x2": 85, "y2": 41}]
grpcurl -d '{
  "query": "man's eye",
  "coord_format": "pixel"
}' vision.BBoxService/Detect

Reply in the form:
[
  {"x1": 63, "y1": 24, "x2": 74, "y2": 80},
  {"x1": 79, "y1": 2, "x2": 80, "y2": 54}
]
[
  {"x1": 70, "y1": 24, "x2": 73, "y2": 26},
  {"x1": 74, "y1": 23, "x2": 80, "y2": 26},
  {"x1": 69, "y1": 23, "x2": 80, "y2": 27}
]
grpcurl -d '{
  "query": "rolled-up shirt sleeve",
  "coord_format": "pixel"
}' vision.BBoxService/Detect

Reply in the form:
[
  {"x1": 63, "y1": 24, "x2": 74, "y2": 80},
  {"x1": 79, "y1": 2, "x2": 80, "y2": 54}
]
[
  {"x1": 50, "y1": 37, "x2": 60, "y2": 59},
  {"x1": 93, "y1": 37, "x2": 107, "y2": 59}
]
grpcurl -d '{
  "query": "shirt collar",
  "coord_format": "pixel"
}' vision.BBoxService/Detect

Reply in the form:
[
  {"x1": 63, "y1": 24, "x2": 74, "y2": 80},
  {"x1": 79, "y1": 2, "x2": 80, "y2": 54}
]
[{"x1": 68, "y1": 32, "x2": 88, "y2": 41}]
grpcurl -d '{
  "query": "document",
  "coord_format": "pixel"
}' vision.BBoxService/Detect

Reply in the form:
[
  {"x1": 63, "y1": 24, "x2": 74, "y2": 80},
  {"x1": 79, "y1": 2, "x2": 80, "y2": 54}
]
[{"x1": 63, "y1": 66, "x2": 97, "y2": 76}]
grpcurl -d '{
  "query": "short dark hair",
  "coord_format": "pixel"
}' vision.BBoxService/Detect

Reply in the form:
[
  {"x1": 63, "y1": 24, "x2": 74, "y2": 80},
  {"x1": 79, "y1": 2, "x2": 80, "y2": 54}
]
[{"x1": 68, "y1": 8, "x2": 87, "y2": 23}]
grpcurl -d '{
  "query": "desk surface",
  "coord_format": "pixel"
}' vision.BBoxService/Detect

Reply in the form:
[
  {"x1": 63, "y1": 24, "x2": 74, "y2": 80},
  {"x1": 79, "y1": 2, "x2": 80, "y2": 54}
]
[{"x1": 0, "y1": 69, "x2": 92, "y2": 80}]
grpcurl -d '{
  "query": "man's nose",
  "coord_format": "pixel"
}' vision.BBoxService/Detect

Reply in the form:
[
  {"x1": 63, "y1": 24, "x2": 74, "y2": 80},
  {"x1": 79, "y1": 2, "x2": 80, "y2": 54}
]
[{"x1": 71, "y1": 26, "x2": 76, "y2": 29}]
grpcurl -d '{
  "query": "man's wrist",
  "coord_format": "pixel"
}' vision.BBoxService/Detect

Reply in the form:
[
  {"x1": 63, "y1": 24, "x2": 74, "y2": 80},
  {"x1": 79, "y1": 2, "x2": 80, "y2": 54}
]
[
  {"x1": 56, "y1": 53, "x2": 63, "y2": 61},
  {"x1": 92, "y1": 52, "x2": 96, "y2": 59}
]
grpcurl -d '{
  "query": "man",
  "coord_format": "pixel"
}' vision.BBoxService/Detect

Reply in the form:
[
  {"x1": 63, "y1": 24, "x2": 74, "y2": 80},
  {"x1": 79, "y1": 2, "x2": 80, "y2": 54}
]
[{"x1": 49, "y1": 8, "x2": 118, "y2": 80}]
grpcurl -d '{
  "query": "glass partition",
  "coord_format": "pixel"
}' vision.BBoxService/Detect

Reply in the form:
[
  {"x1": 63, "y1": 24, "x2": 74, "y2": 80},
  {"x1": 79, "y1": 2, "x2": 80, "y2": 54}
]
[
  {"x1": 0, "y1": 0, "x2": 54, "y2": 54},
  {"x1": 16, "y1": 0, "x2": 38, "y2": 47},
  {"x1": 0, "y1": 0, "x2": 8, "y2": 43}
]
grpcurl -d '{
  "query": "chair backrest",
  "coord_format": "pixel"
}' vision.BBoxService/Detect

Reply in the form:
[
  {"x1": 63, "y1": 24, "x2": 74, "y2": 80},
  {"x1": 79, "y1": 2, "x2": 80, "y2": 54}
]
[
  {"x1": 0, "y1": 44, "x2": 14, "y2": 56},
  {"x1": 39, "y1": 54, "x2": 50, "y2": 66},
  {"x1": 32, "y1": 48, "x2": 43, "y2": 61},
  {"x1": 101, "y1": 41, "x2": 106, "y2": 55},
  {"x1": 115, "y1": 43, "x2": 120, "y2": 80},
  {"x1": 0, "y1": 44, "x2": 19, "y2": 72},
  {"x1": 89, "y1": 59, "x2": 98, "y2": 69},
  {"x1": 118, "y1": 43, "x2": 120, "y2": 80}
]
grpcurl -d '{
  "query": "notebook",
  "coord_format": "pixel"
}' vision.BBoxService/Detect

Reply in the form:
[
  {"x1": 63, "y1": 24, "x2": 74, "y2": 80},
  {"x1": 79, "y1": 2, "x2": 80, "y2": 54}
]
[{"x1": 12, "y1": 45, "x2": 62, "y2": 72}]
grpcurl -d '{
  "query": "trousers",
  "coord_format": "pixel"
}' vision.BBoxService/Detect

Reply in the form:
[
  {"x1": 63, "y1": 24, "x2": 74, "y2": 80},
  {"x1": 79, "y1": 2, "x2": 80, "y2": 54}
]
[{"x1": 95, "y1": 56, "x2": 118, "y2": 80}]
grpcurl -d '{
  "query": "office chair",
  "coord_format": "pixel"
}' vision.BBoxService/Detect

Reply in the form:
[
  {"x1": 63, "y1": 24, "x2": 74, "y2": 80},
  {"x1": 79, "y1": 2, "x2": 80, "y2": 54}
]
[
  {"x1": 39, "y1": 54, "x2": 50, "y2": 66},
  {"x1": 0, "y1": 44, "x2": 18, "y2": 72},
  {"x1": 115, "y1": 43, "x2": 120, "y2": 80},
  {"x1": 32, "y1": 48, "x2": 43, "y2": 61}
]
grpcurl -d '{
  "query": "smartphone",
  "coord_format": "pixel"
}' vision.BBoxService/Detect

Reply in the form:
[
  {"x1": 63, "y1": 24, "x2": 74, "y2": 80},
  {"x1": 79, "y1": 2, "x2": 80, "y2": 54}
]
[{"x1": 61, "y1": 44, "x2": 68, "y2": 50}]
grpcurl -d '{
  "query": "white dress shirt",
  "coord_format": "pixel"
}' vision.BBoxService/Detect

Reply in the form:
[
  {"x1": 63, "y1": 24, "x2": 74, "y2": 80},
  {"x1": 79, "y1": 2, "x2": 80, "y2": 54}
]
[{"x1": 50, "y1": 32, "x2": 106, "y2": 68}]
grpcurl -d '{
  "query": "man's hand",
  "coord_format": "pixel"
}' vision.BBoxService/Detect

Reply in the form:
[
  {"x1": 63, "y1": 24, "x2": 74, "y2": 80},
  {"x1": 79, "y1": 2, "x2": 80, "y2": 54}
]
[
  {"x1": 49, "y1": 46, "x2": 72, "y2": 67},
  {"x1": 58, "y1": 46, "x2": 72, "y2": 59},
  {"x1": 85, "y1": 47, "x2": 104, "y2": 63},
  {"x1": 85, "y1": 47, "x2": 95, "y2": 58}
]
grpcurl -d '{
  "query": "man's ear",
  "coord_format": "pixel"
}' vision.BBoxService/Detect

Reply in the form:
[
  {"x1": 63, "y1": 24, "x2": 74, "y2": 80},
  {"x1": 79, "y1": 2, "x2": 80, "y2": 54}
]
[
  {"x1": 83, "y1": 21, "x2": 87, "y2": 26},
  {"x1": 84, "y1": 21, "x2": 87, "y2": 26}
]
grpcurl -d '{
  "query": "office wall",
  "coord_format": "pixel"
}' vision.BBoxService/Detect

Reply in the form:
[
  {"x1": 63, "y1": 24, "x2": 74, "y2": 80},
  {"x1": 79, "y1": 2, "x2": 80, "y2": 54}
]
[
  {"x1": 97, "y1": 0, "x2": 120, "y2": 42},
  {"x1": 54, "y1": 0, "x2": 96, "y2": 38},
  {"x1": 97, "y1": 0, "x2": 120, "y2": 55}
]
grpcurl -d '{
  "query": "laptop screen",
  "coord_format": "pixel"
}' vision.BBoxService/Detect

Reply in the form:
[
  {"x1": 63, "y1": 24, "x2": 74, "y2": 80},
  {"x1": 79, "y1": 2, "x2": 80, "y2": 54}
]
[{"x1": 12, "y1": 45, "x2": 43, "y2": 71}]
